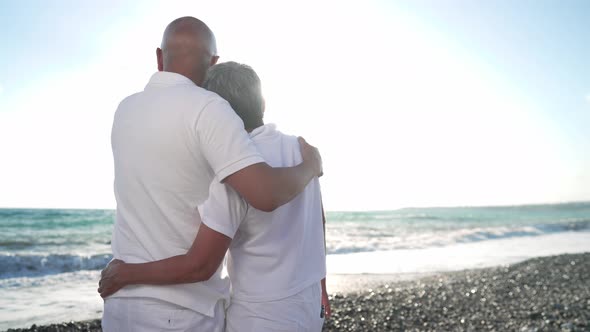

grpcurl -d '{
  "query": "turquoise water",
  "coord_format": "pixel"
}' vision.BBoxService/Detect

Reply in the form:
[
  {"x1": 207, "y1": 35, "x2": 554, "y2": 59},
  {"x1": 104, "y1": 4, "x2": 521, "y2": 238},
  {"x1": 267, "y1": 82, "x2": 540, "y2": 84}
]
[
  {"x1": 1, "y1": 203, "x2": 589, "y2": 280},
  {"x1": 0, "y1": 203, "x2": 589, "y2": 330},
  {"x1": 0, "y1": 209, "x2": 113, "y2": 279},
  {"x1": 326, "y1": 202, "x2": 590, "y2": 254}
]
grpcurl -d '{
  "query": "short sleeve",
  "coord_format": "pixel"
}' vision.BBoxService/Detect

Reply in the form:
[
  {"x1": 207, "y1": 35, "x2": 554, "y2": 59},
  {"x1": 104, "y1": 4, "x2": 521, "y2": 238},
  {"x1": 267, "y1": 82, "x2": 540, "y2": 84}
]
[
  {"x1": 200, "y1": 179, "x2": 248, "y2": 239},
  {"x1": 196, "y1": 97, "x2": 265, "y2": 182}
]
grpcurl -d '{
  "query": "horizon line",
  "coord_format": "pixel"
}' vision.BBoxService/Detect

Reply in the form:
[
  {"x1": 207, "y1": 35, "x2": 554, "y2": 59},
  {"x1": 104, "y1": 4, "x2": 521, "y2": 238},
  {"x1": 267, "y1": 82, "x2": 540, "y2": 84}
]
[{"x1": 1, "y1": 199, "x2": 589, "y2": 213}]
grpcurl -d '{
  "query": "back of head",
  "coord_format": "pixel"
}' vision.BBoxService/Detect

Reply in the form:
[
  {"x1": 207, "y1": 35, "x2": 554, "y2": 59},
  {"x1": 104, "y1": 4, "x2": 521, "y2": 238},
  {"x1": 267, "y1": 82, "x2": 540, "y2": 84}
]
[
  {"x1": 159, "y1": 17, "x2": 218, "y2": 86},
  {"x1": 203, "y1": 62, "x2": 264, "y2": 130}
]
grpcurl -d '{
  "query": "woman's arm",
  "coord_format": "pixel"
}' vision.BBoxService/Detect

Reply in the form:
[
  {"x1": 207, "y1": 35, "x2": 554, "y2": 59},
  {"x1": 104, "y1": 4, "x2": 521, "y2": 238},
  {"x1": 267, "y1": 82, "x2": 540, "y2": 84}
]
[
  {"x1": 320, "y1": 198, "x2": 331, "y2": 318},
  {"x1": 98, "y1": 223, "x2": 231, "y2": 298}
]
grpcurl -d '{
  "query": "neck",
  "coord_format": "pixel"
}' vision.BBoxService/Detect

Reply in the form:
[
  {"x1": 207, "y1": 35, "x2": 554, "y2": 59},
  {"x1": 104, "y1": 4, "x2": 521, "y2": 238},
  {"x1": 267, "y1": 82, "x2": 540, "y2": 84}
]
[
  {"x1": 163, "y1": 65, "x2": 203, "y2": 86},
  {"x1": 246, "y1": 123, "x2": 264, "y2": 133}
]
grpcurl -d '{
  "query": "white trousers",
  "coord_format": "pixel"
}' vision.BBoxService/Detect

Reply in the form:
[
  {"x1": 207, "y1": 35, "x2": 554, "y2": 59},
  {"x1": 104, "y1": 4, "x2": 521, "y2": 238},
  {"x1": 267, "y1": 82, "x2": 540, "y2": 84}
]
[
  {"x1": 102, "y1": 297, "x2": 225, "y2": 332},
  {"x1": 226, "y1": 283, "x2": 324, "y2": 332}
]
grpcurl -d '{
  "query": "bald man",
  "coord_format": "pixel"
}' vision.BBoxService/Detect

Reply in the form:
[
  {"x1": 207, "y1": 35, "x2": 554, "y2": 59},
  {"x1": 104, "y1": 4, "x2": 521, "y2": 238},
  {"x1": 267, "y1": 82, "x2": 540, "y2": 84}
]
[{"x1": 101, "y1": 17, "x2": 322, "y2": 332}]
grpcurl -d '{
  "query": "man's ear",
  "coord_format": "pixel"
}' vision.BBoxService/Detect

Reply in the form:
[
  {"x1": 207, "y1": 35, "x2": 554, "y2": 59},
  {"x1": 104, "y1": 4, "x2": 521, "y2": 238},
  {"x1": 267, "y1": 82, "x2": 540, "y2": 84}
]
[
  {"x1": 156, "y1": 48, "x2": 164, "y2": 71},
  {"x1": 262, "y1": 97, "x2": 266, "y2": 115},
  {"x1": 210, "y1": 55, "x2": 220, "y2": 66}
]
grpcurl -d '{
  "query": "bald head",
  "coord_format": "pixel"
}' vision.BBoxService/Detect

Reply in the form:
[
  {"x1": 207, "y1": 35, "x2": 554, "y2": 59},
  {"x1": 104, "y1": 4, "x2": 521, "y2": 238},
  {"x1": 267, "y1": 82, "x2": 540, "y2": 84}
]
[{"x1": 157, "y1": 17, "x2": 219, "y2": 86}]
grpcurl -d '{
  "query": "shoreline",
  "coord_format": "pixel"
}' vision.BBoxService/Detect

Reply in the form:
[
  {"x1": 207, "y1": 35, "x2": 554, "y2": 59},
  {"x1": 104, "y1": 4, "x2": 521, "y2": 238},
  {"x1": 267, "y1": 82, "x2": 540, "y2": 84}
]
[{"x1": 5, "y1": 252, "x2": 589, "y2": 331}]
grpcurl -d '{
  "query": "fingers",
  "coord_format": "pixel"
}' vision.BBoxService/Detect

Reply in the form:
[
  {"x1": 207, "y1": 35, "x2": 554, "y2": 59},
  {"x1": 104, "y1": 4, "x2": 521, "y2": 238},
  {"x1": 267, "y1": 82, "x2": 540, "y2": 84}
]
[
  {"x1": 97, "y1": 279, "x2": 104, "y2": 296},
  {"x1": 298, "y1": 136, "x2": 323, "y2": 177},
  {"x1": 98, "y1": 284, "x2": 113, "y2": 298},
  {"x1": 98, "y1": 288, "x2": 108, "y2": 298},
  {"x1": 99, "y1": 261, "x2": 121, "y2": 298},
  {"x1": 298, "y1": 136, "x2": 314, "y2": 151},
  {"x1": 98, "y1": 286, "x2": 106, "y2": 298}
]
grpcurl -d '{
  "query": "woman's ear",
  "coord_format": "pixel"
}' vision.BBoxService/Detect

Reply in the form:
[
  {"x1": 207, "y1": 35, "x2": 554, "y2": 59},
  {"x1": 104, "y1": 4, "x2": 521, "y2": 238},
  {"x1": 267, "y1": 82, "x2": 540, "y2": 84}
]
[{"x1": 210, "y1": 55, "x2": 220, "y2": 66}]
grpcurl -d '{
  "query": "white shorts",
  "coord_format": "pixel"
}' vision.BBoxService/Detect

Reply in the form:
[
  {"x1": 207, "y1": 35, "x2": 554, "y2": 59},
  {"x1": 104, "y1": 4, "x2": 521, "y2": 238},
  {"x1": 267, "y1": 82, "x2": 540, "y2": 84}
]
[
  {"x1": 102, "y1": 297, "x2": 225, "y2": 332},
  {"x1": 226, "y1": 283, "x2": 324, "y2": 332}
]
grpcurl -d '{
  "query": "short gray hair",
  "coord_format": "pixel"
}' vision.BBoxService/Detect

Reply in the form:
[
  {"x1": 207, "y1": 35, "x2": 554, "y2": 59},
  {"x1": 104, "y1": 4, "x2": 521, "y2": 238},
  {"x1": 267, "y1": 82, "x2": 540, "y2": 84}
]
[{"x1": 203, "y1": 61, "x2": 264, "y2": 129}]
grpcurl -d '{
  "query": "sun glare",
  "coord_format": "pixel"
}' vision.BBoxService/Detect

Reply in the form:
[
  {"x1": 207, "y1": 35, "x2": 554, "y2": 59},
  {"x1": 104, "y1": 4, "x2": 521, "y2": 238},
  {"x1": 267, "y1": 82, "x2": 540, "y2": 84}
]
[{"x1": 0, "y1": 0, "x2": 588, "y2": 209}]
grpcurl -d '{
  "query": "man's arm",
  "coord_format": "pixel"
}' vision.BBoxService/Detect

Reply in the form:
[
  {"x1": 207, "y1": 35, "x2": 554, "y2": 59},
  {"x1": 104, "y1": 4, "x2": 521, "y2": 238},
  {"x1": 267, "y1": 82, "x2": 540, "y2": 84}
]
[
  {"x1": 98, "y1": 224, "x2": 230, "y2": 298},
  {"x1": 224, "y1": 137, "x2": 322, "y2": 212},
  {"x1": 197, "y1": 98, "x2": 322, "y2": 213}
]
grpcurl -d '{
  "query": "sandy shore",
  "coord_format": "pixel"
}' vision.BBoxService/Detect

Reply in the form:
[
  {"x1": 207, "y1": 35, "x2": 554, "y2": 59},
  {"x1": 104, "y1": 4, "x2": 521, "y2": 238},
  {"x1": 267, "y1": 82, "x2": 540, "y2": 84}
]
[{"x1": 5, "y1": 253, "x2": 589, "y2": 332}]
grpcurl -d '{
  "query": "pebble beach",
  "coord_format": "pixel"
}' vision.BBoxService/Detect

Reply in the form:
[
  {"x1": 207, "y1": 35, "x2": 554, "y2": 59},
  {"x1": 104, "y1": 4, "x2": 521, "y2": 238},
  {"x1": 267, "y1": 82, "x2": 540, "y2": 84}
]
[
  {"x1": 323, "y1": 253, "x2": 589, "y2": 331},
  {"x1": 5, "y1": 252, "x2": 589, "y2": 332}
]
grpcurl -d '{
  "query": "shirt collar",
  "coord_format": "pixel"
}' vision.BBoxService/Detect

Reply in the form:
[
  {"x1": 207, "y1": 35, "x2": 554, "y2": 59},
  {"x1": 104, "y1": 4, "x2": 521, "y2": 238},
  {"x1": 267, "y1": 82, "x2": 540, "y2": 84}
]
[
  {"x1": 145, "y1": 71, "x2": 195, "y2": 89},
  {"x1": 249, "y1": 123, "x2": 277, "y2": 139}
]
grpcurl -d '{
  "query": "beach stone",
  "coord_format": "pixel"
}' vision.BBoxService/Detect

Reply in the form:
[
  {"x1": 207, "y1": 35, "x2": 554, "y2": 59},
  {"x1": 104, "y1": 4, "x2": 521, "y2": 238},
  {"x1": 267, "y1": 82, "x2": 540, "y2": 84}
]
[
  {"x1": 5, "y1": 253, "x2": 589, "y2": 332},
  {"x1": 322, "y1": 253, "x2": 590, "y2": 331}
]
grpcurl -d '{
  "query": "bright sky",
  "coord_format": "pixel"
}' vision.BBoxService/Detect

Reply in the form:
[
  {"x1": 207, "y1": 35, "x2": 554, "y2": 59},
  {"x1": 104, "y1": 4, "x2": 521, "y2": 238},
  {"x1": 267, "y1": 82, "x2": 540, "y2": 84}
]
[{"x1": 0, "y1": 0, "x2": 589, "y2": 211}]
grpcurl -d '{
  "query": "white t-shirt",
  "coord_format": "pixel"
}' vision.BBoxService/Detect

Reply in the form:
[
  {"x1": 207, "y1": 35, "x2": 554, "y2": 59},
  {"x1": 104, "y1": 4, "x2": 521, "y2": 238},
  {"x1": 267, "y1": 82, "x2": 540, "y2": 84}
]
[
  {"x1": 109, "y1": 71, "x2": 264, "y2": 316},
  {"x1": 201, "y1": 124, "x2": 326, "y2": 302}
]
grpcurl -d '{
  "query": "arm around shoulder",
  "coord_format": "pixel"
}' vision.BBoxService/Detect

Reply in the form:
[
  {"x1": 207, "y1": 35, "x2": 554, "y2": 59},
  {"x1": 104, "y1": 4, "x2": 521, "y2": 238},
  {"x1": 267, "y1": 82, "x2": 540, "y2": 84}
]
[{"x1": 224, "y1": 137, "x2": 322, "y2": 212}]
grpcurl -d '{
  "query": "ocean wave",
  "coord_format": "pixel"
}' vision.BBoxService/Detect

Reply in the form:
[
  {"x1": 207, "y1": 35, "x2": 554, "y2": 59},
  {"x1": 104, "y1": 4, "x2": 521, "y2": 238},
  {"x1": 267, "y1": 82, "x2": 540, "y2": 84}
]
[
  {"x1": 0, "y1": 240, "x2": 37, "y2": 248},
  {"x1": 0, "y1": 238, "x2": 110, "y2": 250},
  {"x1": 326, "y1": 219, "x2": 590, "y2": 255},
  {"x1": 0, "y1": 253, "x2": 112, "y2": 279}
]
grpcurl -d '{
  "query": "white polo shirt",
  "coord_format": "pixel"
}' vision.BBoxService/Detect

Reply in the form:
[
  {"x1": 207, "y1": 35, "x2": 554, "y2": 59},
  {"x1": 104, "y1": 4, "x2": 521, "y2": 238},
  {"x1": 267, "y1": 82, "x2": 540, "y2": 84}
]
[
  {"x1": 201, "y1": 124, "x2": 326, "y2": 303},
  {"x1": 109, "y1": 71, "x2": 264, "y2": 316}
]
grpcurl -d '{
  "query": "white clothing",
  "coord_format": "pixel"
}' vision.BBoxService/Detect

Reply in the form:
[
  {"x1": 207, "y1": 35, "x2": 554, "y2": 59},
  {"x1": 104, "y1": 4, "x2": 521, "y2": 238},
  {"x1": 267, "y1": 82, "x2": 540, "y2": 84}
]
[
  {"x1": 225, "y1": 283, "x2": 324, "y2": 332},
  {"x1": 102, "y1": 297, "x2": 225, "y2": 332},
  {"x1": 109, "y1": 71, "x2": 264, "y2": 316},
  {"x1": 201, "y1": 124, "x2": 326, "y2": 302}
]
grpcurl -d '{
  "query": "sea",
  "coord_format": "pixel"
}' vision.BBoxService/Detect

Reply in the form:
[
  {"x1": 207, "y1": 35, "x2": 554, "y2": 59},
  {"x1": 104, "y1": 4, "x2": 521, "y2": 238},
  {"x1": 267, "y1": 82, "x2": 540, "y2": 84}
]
[{"x1": 1, "y1": 203, "x2": 590, "y2": 330}]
